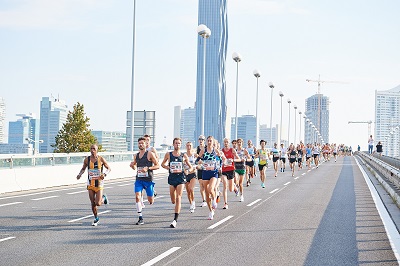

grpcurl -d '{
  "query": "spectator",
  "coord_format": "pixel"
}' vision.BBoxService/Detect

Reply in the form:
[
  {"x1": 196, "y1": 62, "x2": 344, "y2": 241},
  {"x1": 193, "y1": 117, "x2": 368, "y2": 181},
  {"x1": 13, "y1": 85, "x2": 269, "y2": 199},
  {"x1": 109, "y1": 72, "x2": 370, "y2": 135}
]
[
  {"x1": 368, "y1": 135, "x2": 374, "y2": 154},
  {"x1": 376, "y1": 141, "x2": 383, "y2": 156}
]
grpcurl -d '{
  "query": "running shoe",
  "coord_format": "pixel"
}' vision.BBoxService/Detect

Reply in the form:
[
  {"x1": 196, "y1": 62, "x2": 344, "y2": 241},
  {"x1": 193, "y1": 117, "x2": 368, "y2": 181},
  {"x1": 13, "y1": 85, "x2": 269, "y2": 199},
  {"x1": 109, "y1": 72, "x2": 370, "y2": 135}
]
[
  {"x1": 261, "y1": 183, "x2": 265, "y2": 188},
  {"x1": 136, "y1": 217, "x2": 144, "y2": 225},
  {"x1": 154, "y1": 190, "x2": 158, "y2": 197},
  {"x1": 92, "y1": 217, "x2": 99, "y2": 226},
  {"x1": 234, "y1": 186, "x2": 239, "y2": 196},
  {"x1": 223, "y1": 203, "x2": 229, "y2": 209},
  {"x1": 170, "y1": 220, "x2": 177, "y2": 228},
  {"x1": 240, "y1": 195, "x2": 244, "y2": 202},
  {"x1": 102, "y1": 194, "x2": 109, "y2": 205},
  {"x1": 208, "y1": 211, "x2": 214, "y2": 220},
  {"x1": 190, "y1": 207, "x2": 194, "y2": 213},
  {"x1": 212, "y1": 199, "x2": 217, "y2": 210},
  {"x1": 191, "y1": 201, "x2": 196, "y2": 210},
  {"x1": 201, "y1": 201, "x2": 207, "y2": 207}
]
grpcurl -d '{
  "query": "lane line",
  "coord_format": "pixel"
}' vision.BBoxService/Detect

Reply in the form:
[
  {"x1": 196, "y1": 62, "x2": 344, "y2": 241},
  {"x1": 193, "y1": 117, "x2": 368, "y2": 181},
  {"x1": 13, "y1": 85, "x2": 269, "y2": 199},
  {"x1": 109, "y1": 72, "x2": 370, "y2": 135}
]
[
  {"x1": 31, "y1": 195, "x2": 59, "y2": 201},
  {"x1": 0, "y1": 236, "x2": 16, "y2": 242},
  {"x1": 0, "y1": 202, "x2": 23, "y2": 207},
  {"x1": 284, "y1": 182, "x2": 291, "y2": 186},
  {"x1": 118, "y1": 183, "x2": 132, "y2": 187},
  {"x1": 68, "y1": 210, "x2": 112, "y2": 223},
  {"x1": 294, "y1": 176, "x2": 300, "y2": 180},
  {"x1": 141, "y1": 247, "x2": 181, "y2": 266},
  {"x1": 247, "y1": 199, "x2": 261, "y2": 207},
  {"x1": 67, "y1": 191, "x2": 87, "y2": 195},
  {"x1": 269, "y1": 188, "x2": 279, "y2": 194},
  {"x1": 207, "y1": 215, "x2": 234, "y2": 229},
  {"x1": 301, "y1": 173, "x2": 306, "y2": 176}
]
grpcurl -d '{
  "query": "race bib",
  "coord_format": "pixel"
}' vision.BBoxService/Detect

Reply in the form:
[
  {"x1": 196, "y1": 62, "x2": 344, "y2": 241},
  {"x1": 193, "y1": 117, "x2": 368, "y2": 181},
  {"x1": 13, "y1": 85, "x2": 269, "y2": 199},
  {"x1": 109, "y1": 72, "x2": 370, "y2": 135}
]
[
  {"x1": 88, "y1": 169, "x2": 101, "y2": 180},
  {"x1": 170, "y1": 161, "x2": 183, "y2": 173},
  {"x1": 224, "y1": 158, "x2": 233, "y2": 166},
  {"x1": 203, "y1": 160, "x2": 216, "y2": 171},
  {"x1": 137, "y1": 167, "x2": 149, "y2": 177},
  {"x1": 273, "y1": 153, "x2": 280, "y2": 158},
  {"x1": 260, "y1": 154, "x2": 267, "y2": 161}
]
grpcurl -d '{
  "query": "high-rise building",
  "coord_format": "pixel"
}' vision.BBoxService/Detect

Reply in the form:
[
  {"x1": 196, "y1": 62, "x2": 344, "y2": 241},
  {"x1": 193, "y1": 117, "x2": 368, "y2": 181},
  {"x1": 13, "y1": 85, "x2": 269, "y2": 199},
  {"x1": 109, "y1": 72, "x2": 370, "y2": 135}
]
[
  {"x1": 260, "y1": 124, "x2": 279, "y2": 148},
  {"x1": 92, "y1": 131, "x2": 127, "y2": 152},
  {"x1": 231, "y1": 115, "x2": 256, "y2": 144},
  {"x1": 0, "y1": 97, "x2": 5, "y2": 143},
  {"x1": 180, "y1": 106, "x2": 196, "y2": 145},
  {"x1": 375, "y1": 85, "x2": 400, "y2": 157},
  {"x1": 39, "y1": 97, "x2": 68, "y2": 153},
  {"x1": 174, "y1": 106, "x2": 181, "y2": 139},
  {"x1": 304, "y1": 94, "x2": 329, "y2": 144},
  {"x1": 8, "y1": 113, "x2": 40, "y2": 152},
  {"x1": 126, "y1": 110, "x2": 156, "y2": 151},
  {"x1": 195, "y1": 0, "x2": 228, "y2": 143}
]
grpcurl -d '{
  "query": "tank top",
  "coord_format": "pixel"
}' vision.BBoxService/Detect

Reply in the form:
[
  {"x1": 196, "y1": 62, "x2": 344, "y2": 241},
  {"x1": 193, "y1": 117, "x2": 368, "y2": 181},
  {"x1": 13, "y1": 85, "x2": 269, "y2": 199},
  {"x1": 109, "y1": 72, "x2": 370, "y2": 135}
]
[
  {"x1": 289, "y1": 150, "x2": 297, "y2": 160},
  {"x1": 247, "y1": 147, "x2": 255, "y2": 159},
  {"x1": 136, "y1": 151, "x2": 153, "y2": 181},
  {"x1": 258, "y1": 149, "x2": 268, "y2": 165},
  {"x1": 87, "y1": 156, "x2": 104, "y2": 187},
  {"x1": 202, "y1": 149, "x2": 218, "y2": 172},
  {"x1": 235, "y1": 148, "x2": 246, "y2": 170},
  {"x1": 222, "y1": 148, "x2": 235, "y2": 172},
  {"x1": 271, "y1": 148, "x2": 280, "y2": 158},
  {"x1": 169, "y1": 152, "x2": 184, "y2": 177}
]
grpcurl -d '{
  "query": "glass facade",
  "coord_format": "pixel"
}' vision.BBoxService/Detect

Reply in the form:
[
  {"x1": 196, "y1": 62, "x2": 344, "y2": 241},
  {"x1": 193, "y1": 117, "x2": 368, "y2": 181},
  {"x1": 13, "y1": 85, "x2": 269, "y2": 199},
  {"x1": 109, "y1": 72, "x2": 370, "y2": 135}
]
[
  {"x1": 304, "y1": 94, "x2": 329, "y2": 144},
  {"x1": 195, "y1": 0, "x2": 228, "y2": 143},
  {"x1": 126, "y1": 110, "x2": 156, "y2": 151},
  {"x1": 0, "y1": 97, "x2": 5, "y2": 143}
]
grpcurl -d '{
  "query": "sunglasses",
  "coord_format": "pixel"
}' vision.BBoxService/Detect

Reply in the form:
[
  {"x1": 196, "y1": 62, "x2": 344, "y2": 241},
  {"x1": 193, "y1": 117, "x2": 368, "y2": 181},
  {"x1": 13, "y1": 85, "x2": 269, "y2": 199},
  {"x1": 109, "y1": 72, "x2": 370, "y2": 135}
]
[{"x1": 199, "y1": 138, "x2": 205, "y2": 141}]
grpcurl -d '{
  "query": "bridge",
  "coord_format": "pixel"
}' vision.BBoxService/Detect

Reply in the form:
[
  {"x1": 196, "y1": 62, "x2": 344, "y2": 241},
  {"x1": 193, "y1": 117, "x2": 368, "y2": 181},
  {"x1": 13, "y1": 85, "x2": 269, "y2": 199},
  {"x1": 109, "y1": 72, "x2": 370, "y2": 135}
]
[{"x1": 0, "y1": 152, "x2": 399, "y2": 265}]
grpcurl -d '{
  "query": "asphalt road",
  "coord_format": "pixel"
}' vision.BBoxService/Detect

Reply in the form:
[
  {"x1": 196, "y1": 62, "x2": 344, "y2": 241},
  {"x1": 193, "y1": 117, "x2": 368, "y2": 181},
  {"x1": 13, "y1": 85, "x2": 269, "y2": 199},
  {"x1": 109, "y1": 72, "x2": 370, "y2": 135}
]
[{"x1": 0, "y1": 156, "x2": 398, "y2": 266}]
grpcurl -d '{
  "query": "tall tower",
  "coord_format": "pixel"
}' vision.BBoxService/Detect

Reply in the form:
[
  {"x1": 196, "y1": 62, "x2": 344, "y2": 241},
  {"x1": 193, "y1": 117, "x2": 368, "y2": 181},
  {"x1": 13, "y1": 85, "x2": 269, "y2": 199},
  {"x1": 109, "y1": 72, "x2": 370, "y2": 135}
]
[
  {"x1": 305, "y1": 94, "x2": 329, "y2": 144},
  {"x1": 8, "y1": 113, "x2": 40, "y2": 151},
  {"x1": 39, "y1": 96, "x2": 68, "y2": 153},
  {"x1": 195, "y1": 0, "x2": 228, "y2": 143},
  {"x1": 0, "y1": 97, "x2": 5, "y2": 143}
]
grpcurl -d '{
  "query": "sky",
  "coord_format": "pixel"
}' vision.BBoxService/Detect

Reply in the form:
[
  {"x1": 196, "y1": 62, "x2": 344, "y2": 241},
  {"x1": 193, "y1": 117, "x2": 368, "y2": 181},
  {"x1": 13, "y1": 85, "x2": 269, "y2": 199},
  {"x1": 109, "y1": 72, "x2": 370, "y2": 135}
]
[{"x1": 1, "y1": 0, "x2": 399, "y2": 150}]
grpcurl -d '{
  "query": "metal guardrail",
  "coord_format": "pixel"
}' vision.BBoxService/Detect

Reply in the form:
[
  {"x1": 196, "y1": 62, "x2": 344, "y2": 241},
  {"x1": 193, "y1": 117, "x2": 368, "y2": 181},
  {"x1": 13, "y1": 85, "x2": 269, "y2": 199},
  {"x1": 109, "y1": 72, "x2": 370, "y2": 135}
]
[
  {"x1": 0, "y1": 150, "x2": 169, "y2": 169},
  {"x1": 356, "y1": 151, "x2": 400, "y2": 190}
]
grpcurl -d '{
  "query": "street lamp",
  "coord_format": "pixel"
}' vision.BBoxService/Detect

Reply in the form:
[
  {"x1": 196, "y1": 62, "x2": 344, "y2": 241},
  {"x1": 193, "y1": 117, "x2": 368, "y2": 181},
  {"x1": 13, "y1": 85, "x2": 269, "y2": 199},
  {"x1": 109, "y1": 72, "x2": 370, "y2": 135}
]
[
  {"x1": 25, "y1": 138, "x2": 43, "y2": 155},
  {"x1": 268, "y1": 82, "x2": 274, "y2": 148},
  {"x1": 233, "y1": 52, "x2": 242, "y2": 139},
  {"x1": 253, "y1": 69, "x2": 261, "y2": 145},
  {"x1": 197, "y1": 24, "x2": 211, "y2": 136},
  {"x1": 299, "y1": 111, "x2": 302, "y2": 144},
  {"x1": 279, "y1": 91, "x2": 284, "y2": 145},
  {"x1": 129, "y1": 0, "x2": 137, "y2": 151},
  {"x1": 294, "y1": 105, "x2": 297, "y2": 146},
  {"x1": 287, "y1": 98, "x2": 291, "y2": 146}
]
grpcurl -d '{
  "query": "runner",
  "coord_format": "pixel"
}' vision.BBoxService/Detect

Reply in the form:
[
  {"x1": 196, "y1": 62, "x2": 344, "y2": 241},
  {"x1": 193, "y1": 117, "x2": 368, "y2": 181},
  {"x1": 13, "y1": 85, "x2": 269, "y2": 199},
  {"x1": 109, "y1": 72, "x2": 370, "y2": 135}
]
[
  {"x1": 197, "y1": 136, "x2": 225, "y2": 219},
  {"x1": 305, "y1": 143, "x2": 312, "y2": 170},
  {"x1": 76, "y1": 144, "x2": 111, "y2": 226},
  {"x1": 288, "y1": 144, "x2": 297, "y2": 177},
  {"x1": 313, "y1": 143, "x2": 321, "y2": 168},
  {"x1": 246, "y1": 139, "x2": 257, "y2": 186},
  {"x1": 256, "y1": 140, "x2": 268, "y2": 188},
  {"x1": 296, "y1": 144, "x2": 303, "y2": 170},
  {"x1": 270, "y1": 143, "x2": 280, "y2": 177},
  {"x1": 332, "y1": 143, "x2": 338, "y2": 162},
  {"x1": 196, "y1": 135, "x2": 207, "y2": 207},
  {"x1": 280, "y1": 143, "x2": 287, "y2": 172},
  {"x1": 234, "y1": 138, "x2": 250, "y2": 202},
  {"x1": 161, "y1": 137, "x2": 192, "y2": 228},
  {"x1": 184, "y1": 142, "x2": 197, "y2": 213},
  {"x1": 221, "y1": 137, "x2": 240, "y2": 209},
  {"x1": 129, "y1": 137, "x2": 160, "y2": 225}
]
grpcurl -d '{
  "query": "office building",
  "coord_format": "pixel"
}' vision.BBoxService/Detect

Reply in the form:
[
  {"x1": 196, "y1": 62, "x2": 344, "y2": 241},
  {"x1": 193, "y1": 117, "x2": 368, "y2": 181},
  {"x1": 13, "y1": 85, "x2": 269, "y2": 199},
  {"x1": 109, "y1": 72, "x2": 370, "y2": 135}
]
[
  {"x1": 0, "y1": 97, "x2": 5, "y2": 143},
  {"x1": 195, "y1": 0, "x2": 228, "y2": 143},
  {"x1": 92, "y1": 131, "x2": 127, "y2": 152},
  {"x1": 0, "y1": 143, "x2": 31, "y2": 154},
  {"x1": 126, "y1": 110, "x2": 156, "y2": 151},
  {"x1": 304, "y1": 94, "x2": 329, "y2": 144},
  {"x1": 39, "y1": 97, "x2": 68, "y2": 153},
  {"x1": 180, "y1": 106, "x2": 196, "y2": 145},
  {"x1": 260, "y1": 124, "x2": 278, "y2": 148},
  {"x1": 8, "y1": 113, "x2": 40, "y2": 153},
  {"x1": 375, "y1": 85, "x2": 400, "y2": 157},
  {"x1": 174, "y1": 106, "x2": 181, "y2": 139},
  {"x1": 231, "y1": 115, "x2": 256, "y2": 144}
]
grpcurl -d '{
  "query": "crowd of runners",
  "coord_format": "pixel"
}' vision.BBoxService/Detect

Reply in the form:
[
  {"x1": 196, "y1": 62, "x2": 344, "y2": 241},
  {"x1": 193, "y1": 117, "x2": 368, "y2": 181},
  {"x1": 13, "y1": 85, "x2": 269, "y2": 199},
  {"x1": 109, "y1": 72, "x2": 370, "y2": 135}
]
[{"x1": 77, "y1": 135, "x2": 353, "y2": 228}]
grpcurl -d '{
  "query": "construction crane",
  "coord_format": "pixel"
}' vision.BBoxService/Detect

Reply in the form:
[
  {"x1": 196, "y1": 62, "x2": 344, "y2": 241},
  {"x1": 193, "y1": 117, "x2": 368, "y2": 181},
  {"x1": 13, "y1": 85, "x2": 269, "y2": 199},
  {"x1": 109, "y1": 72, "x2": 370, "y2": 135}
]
[
  {"x1": 306, "y1": 75, "x2": 347, "y2": 133},
  {"x1": 348, "y1": 121, "x2": 373, "y2": 137}
]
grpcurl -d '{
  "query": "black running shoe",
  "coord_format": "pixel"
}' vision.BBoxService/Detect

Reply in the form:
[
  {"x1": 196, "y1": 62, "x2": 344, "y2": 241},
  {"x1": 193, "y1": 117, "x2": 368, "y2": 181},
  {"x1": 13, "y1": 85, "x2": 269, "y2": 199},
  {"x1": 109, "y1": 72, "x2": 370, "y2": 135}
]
[{"x1": 136, "y1": 217, "x2": 144, "y2": 225}]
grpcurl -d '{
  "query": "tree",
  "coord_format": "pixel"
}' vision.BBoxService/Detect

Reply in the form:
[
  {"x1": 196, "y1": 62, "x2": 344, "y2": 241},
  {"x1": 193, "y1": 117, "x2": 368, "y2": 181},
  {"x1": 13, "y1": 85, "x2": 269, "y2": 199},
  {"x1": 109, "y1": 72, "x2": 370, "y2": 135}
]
[{"x1": 52, "y1": 102, "x2": 100, "y2": 153}]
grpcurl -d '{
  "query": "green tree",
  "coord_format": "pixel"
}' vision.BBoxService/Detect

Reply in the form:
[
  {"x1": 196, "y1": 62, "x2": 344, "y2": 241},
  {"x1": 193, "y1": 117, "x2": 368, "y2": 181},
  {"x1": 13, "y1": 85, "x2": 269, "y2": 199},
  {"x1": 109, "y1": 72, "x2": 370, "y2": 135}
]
[{"x1": 52, "y1": 102, "x2": 101, "y2": 153}]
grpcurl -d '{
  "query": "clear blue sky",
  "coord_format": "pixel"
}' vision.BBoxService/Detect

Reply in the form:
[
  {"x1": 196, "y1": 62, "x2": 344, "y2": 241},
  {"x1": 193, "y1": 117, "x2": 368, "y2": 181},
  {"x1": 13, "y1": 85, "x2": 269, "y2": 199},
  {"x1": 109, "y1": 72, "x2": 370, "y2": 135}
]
[{"x1": 1, "y1": 0, "x2": 399, "y2": 149}]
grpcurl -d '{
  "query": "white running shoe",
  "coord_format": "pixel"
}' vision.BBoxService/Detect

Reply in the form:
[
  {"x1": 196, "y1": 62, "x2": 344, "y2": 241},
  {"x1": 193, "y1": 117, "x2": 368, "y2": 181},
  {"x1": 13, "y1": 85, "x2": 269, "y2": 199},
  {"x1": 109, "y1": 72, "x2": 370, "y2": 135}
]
[
  {"x1": 212, "y1": 199, "x2": 217, "y2": 210},
  {"x1": 191, "y1": 201, "x2": 196, "y2": 210},
  {"x1": 170, "y1": 220, "x2": 177, "y2": 228},
  {"x1": 223, "y1": 203, "x2": 229, "y2": 209},
  {"x1": 201, "y1": 201, "x2": 207, "y2": 207},
  {"x1": 208, "y1": 211, "x2": 214, "y2": 220},
  {"x1": 240, "y1": 195, "x2": 244, "y2": 202}
]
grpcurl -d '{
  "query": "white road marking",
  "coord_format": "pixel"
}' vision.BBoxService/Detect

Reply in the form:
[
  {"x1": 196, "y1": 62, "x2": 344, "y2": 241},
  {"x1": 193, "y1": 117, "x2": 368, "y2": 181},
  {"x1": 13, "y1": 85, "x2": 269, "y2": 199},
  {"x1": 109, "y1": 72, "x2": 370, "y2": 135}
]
[
  {"x1": 31, "y1": 195, "x2": 59, "y2": 201},
  {"x1": 141, "y1": 247, "x2": 181, "y2": 266},
  {"x1": 294, "y1": 176, "x2": 300, "y2": 180},
  {"x1": 0, "y1": 202, "x2": 23, "y2": 207},
  {"x1": 207, "y1": 215, "x2": 234, "y2": 229},
  {"x1": 301, "y1": 173, "x2": 306, "y2": 176},
  {"x1": 67, "y1": 190, "x2": 87, "y2": 195},
  {"x1": 118, "y1": 183, "x2": 132, "y2": 187},
  {"x1": 68, "y1": 210, "x2": 112, "y2": 223},
  {"x1": 247, "y1": 199, "x2": 261, "y2": 207},
  {"x1": 284, "y1": 182, "x2": 291, "y2": 186},
  {"x1": 269, "y1": 188, "x2": 279, "y2": 194},
  {"x1": 0, "y1": 236, "x2": 15, "y2": 242}
]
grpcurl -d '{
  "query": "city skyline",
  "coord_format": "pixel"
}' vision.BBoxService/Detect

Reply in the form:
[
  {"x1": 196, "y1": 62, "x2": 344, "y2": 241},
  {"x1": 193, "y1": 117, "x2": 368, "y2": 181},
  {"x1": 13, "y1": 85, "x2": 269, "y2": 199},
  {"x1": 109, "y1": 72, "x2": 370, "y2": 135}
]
[{"x1": 1, "y1": 1, "x2": 399, "y2": 150}]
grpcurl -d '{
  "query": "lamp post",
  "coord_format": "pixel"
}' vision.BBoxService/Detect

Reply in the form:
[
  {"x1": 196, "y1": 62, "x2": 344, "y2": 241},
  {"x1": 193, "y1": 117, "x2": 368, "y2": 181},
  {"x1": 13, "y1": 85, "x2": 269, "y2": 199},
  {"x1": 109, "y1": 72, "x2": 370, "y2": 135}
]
[
  {"x1": 25, "y1": 138, "x2": 43, "y2": 155},
  {"x1": 197, "y1": 24, "x2": 211, "y2": 136},
  {"x1": 253, "y1": 69, "x2": 261, "y2": 145},
  {"x1": 269, "y1": 82, "x2": 274, "y2": 148},
  {"x1": 287, "y1": 99, "x2": 291, "y2": 146},
  {"x1": 299, "y1": 111, "x2": 302, "y2": 144},
  {"x1": 279, "y1": 91, "x2": 284, "y2": 145},
  {"x1": 129, "y1": 0, "x2": 137, "y2": 151},
  {"x1": 294, "y1": 105, "x2": 297, "y2": 146},
  {"x1": 233, "y1": 52, "x2": 242, "y2": 139}
]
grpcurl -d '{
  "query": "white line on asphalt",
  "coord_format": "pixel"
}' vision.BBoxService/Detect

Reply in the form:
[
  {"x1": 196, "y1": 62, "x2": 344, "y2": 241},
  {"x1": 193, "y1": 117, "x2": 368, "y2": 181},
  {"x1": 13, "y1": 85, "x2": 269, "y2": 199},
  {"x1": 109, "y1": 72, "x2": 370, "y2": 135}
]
[
  {"x1": 301, "y1": 173, "x2": 306, "y2": 176},
  {"x1": 247, "y1": 199, "x2": 261, "y2": 207},
  {"x1": 67, "y1": 190, "x2": 87, "y2": 195},
  {"x1": 0, "y1": 236, "x2": 16, "y2": 242},
  {"x1": 31, "y1": 195, "x2": 59, "y2": 201},
  {"x1": 294, "y1": 176, "x2": 300, "y2": 180},
  {"x1": 269, "y1": 188, "x2": 279, "y2": 194},
  {"x1": 207, "y1": 216, "x2": 234, "y2": 229},
  {"x1": 68, "y1": 210, "x2": 112, "y2": 223},
  {"x1": 0, "y1": 202, "x2": 23, "y2": 207},
  {"x1": 141, "y1": 247, "x2": 181, "y2": 266},
  {"x1": 106, "y1": 186, "x2": 113, "y2": 189},
  {"x1": 284, "y1": 182, "x2": 291, "y2": 186},
  {"x1": 307, "y1": 170, "x2": 311, "y2": 172},
  {"x1": 117, "y1": 183, "x2": 132, "y2": 187}
]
